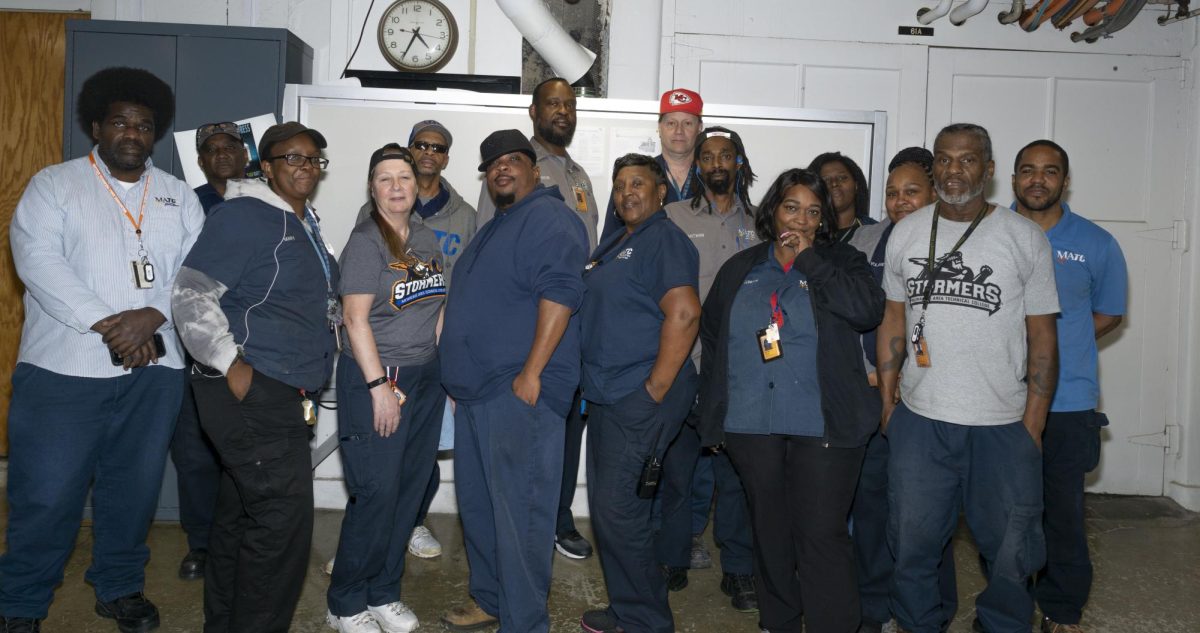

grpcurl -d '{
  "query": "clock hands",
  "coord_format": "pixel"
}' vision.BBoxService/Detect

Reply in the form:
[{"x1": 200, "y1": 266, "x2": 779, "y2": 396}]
[
  {"x1": 400, "y1": 30, "x2": 419, "y2": 58},
  {"x1": 413, "y1": 26, "x2": 431, "y2": 49}
]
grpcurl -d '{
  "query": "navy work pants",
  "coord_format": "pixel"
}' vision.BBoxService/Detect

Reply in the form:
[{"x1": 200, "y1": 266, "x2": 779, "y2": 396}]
[
  {"x1": 852, "y1": 428, "x2": 958, "y2": 628},
  {"x1": 887, "y1": 403, "x2": 1044, "y2": 633},
  {"x1": 587, "y1": 366, "x2": 697, "y2": 633},
  {"x1": 327, "y1": 355, "x2": 442, "y2": 615},
  {"x1": 454, "y1": 389, "x2": 565, "y2": 633},
  {"x1": 0, "y1": 363, "x2": 182, "y2": 619},
  {"x1": 1036, "y1": 410, "x2": 1103, "y2": 625}
]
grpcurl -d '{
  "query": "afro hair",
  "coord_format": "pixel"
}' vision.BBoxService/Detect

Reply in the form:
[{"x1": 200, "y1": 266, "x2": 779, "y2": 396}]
[{"x1": 77, "y1": 67, "x2": 175, "y2": 142}]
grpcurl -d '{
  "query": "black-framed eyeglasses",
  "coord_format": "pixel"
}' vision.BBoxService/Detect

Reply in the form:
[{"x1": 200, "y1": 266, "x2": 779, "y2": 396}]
[
  {"x1": 411, "y1": 140, "x2": 449, "y2": 155},
  {"x1": 267, "y1": 154, "x2": 329, "y2": 168}
]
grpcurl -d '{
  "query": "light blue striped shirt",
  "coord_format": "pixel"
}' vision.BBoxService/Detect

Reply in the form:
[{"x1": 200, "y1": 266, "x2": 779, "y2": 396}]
[{"x1": 11, "y1": 147, "x2": 204, "y2": 377}]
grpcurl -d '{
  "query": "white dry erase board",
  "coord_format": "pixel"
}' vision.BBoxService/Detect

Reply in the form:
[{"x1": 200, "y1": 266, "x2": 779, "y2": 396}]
[{"x1": 282, "y1": 84, "x2": 887, "y2": 255}]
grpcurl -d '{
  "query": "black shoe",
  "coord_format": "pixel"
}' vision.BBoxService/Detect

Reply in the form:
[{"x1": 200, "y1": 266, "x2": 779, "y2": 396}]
[
  {"x1": 720, "y1": 573, "x2": 759, "y2": 613},
  {"x1": 857, "y1": 621, "x2": 884, "y2": 633},
  {"x1": 580, "y1": 609, "x2": 623, "y2": 633},
  {"x1": 555, "y1": 530, "x2": 594, "y2": 560},
  {"x1": 94, "y1": 593, "x2": 160, "y2": 633},
  {"x1": 178, "y1": 549, "x2": 206, "y2": 580},
  {"x1": 972, "y1": 617, "x2": 985, "y2": 633},
  {"x1": 1, "y1": 617, "x2": 42, "y2": 633},
  {"x1": 662, "y1": 565, "x2": 689, "y2": 592}
]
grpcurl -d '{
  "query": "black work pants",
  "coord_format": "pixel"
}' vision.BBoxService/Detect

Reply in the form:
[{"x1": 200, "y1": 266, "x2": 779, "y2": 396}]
[
  {"x1": 726, "y1": 433, "x2": 865, "y2": 633},
  {"x1": 191, "y1": 370, "x2": 313, "y2": 633}
]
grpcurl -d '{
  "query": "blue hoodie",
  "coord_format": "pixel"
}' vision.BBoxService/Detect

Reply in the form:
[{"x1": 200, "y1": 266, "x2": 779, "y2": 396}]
[{"x1": 439, "y1": 185, "x2": 588, "y2": 416}]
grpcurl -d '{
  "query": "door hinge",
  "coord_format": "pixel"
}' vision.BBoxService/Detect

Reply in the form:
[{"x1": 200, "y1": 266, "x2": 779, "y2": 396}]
[
  {"x1": 1129, "y1": 424, "x2": 1180, "y2": 455},
  {"x1": 1136, "y1": 220, "x2": 1189, "y2": 252}
]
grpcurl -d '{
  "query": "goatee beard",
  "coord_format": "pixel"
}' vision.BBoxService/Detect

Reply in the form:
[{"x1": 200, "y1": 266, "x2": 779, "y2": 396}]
[
  {"x1": 494, "y1": 192, "x2": 516, "y2": 208},
  {"x1": 538, "y1": 123, "x2": 575, "y2": 148},
  {"x1": 934, "y1": 181, "x2": 985, "y2": 206}
]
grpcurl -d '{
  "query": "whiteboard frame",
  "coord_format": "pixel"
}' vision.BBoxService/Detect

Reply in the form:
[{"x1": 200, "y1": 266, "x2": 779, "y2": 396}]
[{"x1": 282, "y1": 83, "x2": 888, "y2": 221}]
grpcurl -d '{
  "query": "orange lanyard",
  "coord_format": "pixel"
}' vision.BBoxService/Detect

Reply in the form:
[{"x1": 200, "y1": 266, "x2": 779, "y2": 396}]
[{"x1": 89, "y1": 153, "x2": 150, "y2": 239}]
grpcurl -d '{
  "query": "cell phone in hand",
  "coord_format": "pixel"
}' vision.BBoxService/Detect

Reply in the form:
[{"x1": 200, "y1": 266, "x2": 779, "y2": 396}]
[{"x1": 110, "y1": 333, "x2": 167, "y2": 366}]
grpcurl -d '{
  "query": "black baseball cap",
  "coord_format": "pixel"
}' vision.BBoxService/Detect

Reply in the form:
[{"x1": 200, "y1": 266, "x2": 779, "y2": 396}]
[
  {"x1": 478, "y1": 129, "x2": 536, "y2": 172},
  {"x1": 259, "y1": 121, "x2": 328, "y2": 159}
]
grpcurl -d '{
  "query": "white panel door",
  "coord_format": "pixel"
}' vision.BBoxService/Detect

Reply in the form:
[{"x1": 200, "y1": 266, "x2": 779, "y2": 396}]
[
  {"x1": 672, "y1": 34, "x2": 929, "y2": 217},
  {"x1": 926, "y1": 48, "x2": 1187, "y2": 495}
]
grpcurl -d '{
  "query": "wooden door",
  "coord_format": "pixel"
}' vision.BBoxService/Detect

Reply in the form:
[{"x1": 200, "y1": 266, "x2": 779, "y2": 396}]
[{"x1": 0, "y1": 11, "x2": 87, "y2": 455}]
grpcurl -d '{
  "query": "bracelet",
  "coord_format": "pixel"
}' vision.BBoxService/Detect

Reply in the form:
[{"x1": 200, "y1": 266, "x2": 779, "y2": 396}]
[{"x1": 365, "y1": 376, "x2": 390, "y2": 389}]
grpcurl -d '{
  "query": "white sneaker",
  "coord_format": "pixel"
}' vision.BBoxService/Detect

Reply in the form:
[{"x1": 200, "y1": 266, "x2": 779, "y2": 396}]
[
  {"x1": 326, "y1": 610, "x2": 382, "y2": 633},
  {"x1": 407, "y1": 525, "x2": 442, "y2": 558},
  {"x1": 323, "y1": 556, "x2": 336, "y2": 575},
  {"x1": 368, "y1": 601, "x2": 419, "y2": 633}
]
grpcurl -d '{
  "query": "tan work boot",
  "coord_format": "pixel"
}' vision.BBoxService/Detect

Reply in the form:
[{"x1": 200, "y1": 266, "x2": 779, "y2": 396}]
[
  {"x1": 440, "y1": 601, "x2": 498, "y2": 632},
  {"x1": 1041, "y1": 616, "x2": 1086, "y2": 633}
]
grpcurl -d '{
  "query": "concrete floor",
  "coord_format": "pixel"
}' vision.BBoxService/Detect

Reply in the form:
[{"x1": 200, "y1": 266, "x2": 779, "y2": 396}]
[{"x1": 4, "y1": 493, "x2": 1199, "y2": 632}]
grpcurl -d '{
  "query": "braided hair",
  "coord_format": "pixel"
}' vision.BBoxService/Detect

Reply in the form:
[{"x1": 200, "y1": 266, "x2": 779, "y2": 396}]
[
  {"x1": 688, "y1": 126, "x2": 756, "y2": 214},
  {"x1": 888, "y1": 146, "x2": 934, "y2": 183}
]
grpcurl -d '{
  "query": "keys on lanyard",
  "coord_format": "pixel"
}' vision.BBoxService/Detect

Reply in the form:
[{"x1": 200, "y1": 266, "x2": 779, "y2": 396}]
[{"x1": 90, "y1": 153, "x2": 155, "y2": 289}]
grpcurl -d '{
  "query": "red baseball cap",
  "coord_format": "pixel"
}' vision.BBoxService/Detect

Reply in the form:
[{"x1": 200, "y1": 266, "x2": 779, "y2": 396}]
[{"x1": 660, "y1": 89, "x2": 703, "y2": 117}]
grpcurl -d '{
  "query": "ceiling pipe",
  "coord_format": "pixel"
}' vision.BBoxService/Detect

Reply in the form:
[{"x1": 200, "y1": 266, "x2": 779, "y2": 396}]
[
  {"x1": 999, "y1": 0, "x2": 1026, "y2": 24},
  {"x1": 1072, "y1": 0, "x2": 1148, "y2": 41},
  {"x1": 950, "y1": 0, "x2": 990, "y2": 24},
  {"x1": 917, "y1": 0, "x2": 953, "y2": 24},
  {"x1": 495, "y1": 0, "x2": 597, "y2": 83}
]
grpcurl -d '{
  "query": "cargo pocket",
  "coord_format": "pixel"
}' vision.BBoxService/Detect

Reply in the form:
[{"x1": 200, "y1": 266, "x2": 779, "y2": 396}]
[
  {"x1": 1009, "y1": 503, "x2": 1047, "y2": 578},
  {"x1": 338, "y1": 433, "x2": 377, "y2": 504}
]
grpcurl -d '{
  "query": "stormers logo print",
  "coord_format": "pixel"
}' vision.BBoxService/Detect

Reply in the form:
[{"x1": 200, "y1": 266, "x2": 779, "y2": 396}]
[
  {"x1": 388, "y1": 258, "x2": 447, "y2": 311},
  {"x1": 905, "y1": 250, "x2": 1002, "y2": 315}
]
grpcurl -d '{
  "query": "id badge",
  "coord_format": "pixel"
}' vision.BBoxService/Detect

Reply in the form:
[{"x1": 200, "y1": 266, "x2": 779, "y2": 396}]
[
  {"x1": 914, "y1": 335, "x2": 931, "y2": 368},
  {"x1": 757, "y1": 322, "x2": 782, "y2": 362},
  {"x1": 301, "y1": 398, "x2": 317, "y2": 425},
  {"x1": 573, "y1": 186, "x2": 589, "y2": 213},
  {"x1": 131, "y1": 258, "x2": 155, "y2": 289}
]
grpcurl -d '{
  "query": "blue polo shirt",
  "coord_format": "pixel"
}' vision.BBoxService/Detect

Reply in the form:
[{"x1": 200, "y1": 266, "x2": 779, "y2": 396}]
[
  {"x1": 1009, "y1": 203, "x2": 1127, "y2": 412},
  {"x1": 580, "y1": 210, "x2": 699, "y2": 404},
  {"x1": 183, "y1": 196, "x2": 339, "y2": 392},
  {"x1": 725, "y1": 244, "x2": 824, "y2": 437},
  {"x1": 194, "y1": 183, "x2": 224, "y2": 215}
]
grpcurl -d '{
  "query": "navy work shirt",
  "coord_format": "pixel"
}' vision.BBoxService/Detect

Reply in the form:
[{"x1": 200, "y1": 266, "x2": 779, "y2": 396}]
[
  {"x1": 182, "y1": 197, "x2": 339, "y2": 391},
  {"x1": 194, "y1": 183, "x2": 224, "y2": 216},
  {"x1": 580, "y1": 210, "x2": 699, "y2": 404},
  {"x1": 725, "y1": 244, "x2": 824, "y2": 437}
]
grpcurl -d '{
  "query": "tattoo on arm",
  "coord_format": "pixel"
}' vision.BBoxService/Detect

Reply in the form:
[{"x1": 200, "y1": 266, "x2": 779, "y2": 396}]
[
  {"x1": 878, "y1": 336, "x2": 906, "y2": 373},
  {"x1": 1027, "y1": 352, "x2": 1057, "y2": 398}
]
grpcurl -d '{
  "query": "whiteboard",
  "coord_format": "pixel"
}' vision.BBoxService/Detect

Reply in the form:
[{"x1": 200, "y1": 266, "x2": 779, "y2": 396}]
[{"x1": 284, "y1": 84, "x2": 888, "y2": 256}]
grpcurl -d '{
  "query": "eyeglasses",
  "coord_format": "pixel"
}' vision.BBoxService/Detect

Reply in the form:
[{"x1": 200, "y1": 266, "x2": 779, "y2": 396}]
[
  {"x1": 267, "y1": 154, "x2": 329, "y2": 169},
  {"x1": 411, "y1": 140, "x2": 449, "y2": 155}
]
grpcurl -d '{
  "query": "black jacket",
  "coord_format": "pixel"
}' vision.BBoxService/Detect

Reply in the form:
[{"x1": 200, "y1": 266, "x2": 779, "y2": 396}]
[{"x1": 697, "y1": 240, "x2": 885, "y2": 448}]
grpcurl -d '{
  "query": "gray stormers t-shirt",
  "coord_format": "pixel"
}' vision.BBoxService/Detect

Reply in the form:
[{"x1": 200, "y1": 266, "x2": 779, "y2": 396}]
[
  {"x1": 883, "y1": 204, "x2": 1059, "y2": 426},
  {"x1": 338, "y1": 220, "x2": 446, "y2": 367}
]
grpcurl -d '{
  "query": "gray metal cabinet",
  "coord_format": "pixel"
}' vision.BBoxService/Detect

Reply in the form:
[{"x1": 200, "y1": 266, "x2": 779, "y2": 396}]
[{"x1": 64, "y1": 20, "x2": 312, "y2": 179}]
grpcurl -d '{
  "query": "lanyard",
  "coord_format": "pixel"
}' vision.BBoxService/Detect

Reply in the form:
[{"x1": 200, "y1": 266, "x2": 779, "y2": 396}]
[
  {"x1": 838, "y1": 218, "x2": 862, "y2": 243},
  {"x1": 920, "y1": 203, "x2": 990, "y2": 311},
  {"x1": 768, "y1": 258, "x2": 796, "y2": 328},
  {"x1": 89, "y1": 153, "x2": 150, "y2": 252},
  {"x1": 301, "y1": 208, "x2": 333, "y2": 294}
]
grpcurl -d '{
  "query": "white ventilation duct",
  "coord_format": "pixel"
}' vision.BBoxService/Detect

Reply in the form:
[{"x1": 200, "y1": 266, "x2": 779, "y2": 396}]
[
  {"x1": 950, "y1": 0, "x2": 990, "y2": 25},
  {"x1": 917, "y1": 0, "x2": 953, "y2": 24},
  {"x1": 495, "y1": 0, "x2": 597, "y2": 83}
]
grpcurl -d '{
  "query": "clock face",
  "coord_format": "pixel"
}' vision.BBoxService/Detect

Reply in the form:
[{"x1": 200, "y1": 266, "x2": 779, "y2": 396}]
[{"x1": 377, "y1": 0, "x2": 458, "y2": 72}]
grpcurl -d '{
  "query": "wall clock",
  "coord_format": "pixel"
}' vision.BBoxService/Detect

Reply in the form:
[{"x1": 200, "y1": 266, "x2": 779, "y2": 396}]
[{"x1": 377, "y1": 0, "x2": 459, "y2": 73}]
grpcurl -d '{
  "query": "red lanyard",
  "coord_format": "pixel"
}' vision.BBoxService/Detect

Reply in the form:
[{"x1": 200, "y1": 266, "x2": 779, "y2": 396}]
[
  {"x1": 89, "y1": 153, "x2": 150, "y2": 238},
  {"x1": 769, "y1": 259, "x2": 795, "y2": 327}
]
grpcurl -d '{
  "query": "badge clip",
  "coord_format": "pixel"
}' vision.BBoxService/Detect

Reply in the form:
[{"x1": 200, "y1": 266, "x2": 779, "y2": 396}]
[
  {"x1": 131, "y1": 258, "x2": 155, "y2": 289},
  {"x1": 757, "y1": 323, "x2": 783, "y2": 362}
]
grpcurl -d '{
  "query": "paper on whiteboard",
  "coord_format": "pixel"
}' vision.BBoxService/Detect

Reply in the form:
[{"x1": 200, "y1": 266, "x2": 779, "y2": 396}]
[
  {"x1": 570, "y1": 125, "x2": 608, "y2": 176},
  {"x1": 174, "y1": 113, "x2": 278, "y2": 189},
  {"x1": 610, "y1": 127, "x2": 659, "y2": 161}
]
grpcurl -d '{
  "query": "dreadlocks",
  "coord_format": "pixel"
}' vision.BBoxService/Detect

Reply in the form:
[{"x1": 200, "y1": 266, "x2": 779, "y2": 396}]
[{"x1": 688, "y1": 126, "x2": 756, "y2": 214}]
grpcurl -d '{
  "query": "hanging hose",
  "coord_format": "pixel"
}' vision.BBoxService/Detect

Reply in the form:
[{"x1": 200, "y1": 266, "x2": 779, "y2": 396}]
[
  {"x1": 917, "y1": 0, "x2": 953, "y2": 25},
  {"x1": 949, "y1": 0, "x2": 990, "y2": 25},
  {"x1": 1071, "y1": 0, "x2": 1147, "y2": 42},
  {"x1": 999, "y1": 0, "x2": 1027, "y2": 24}
]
